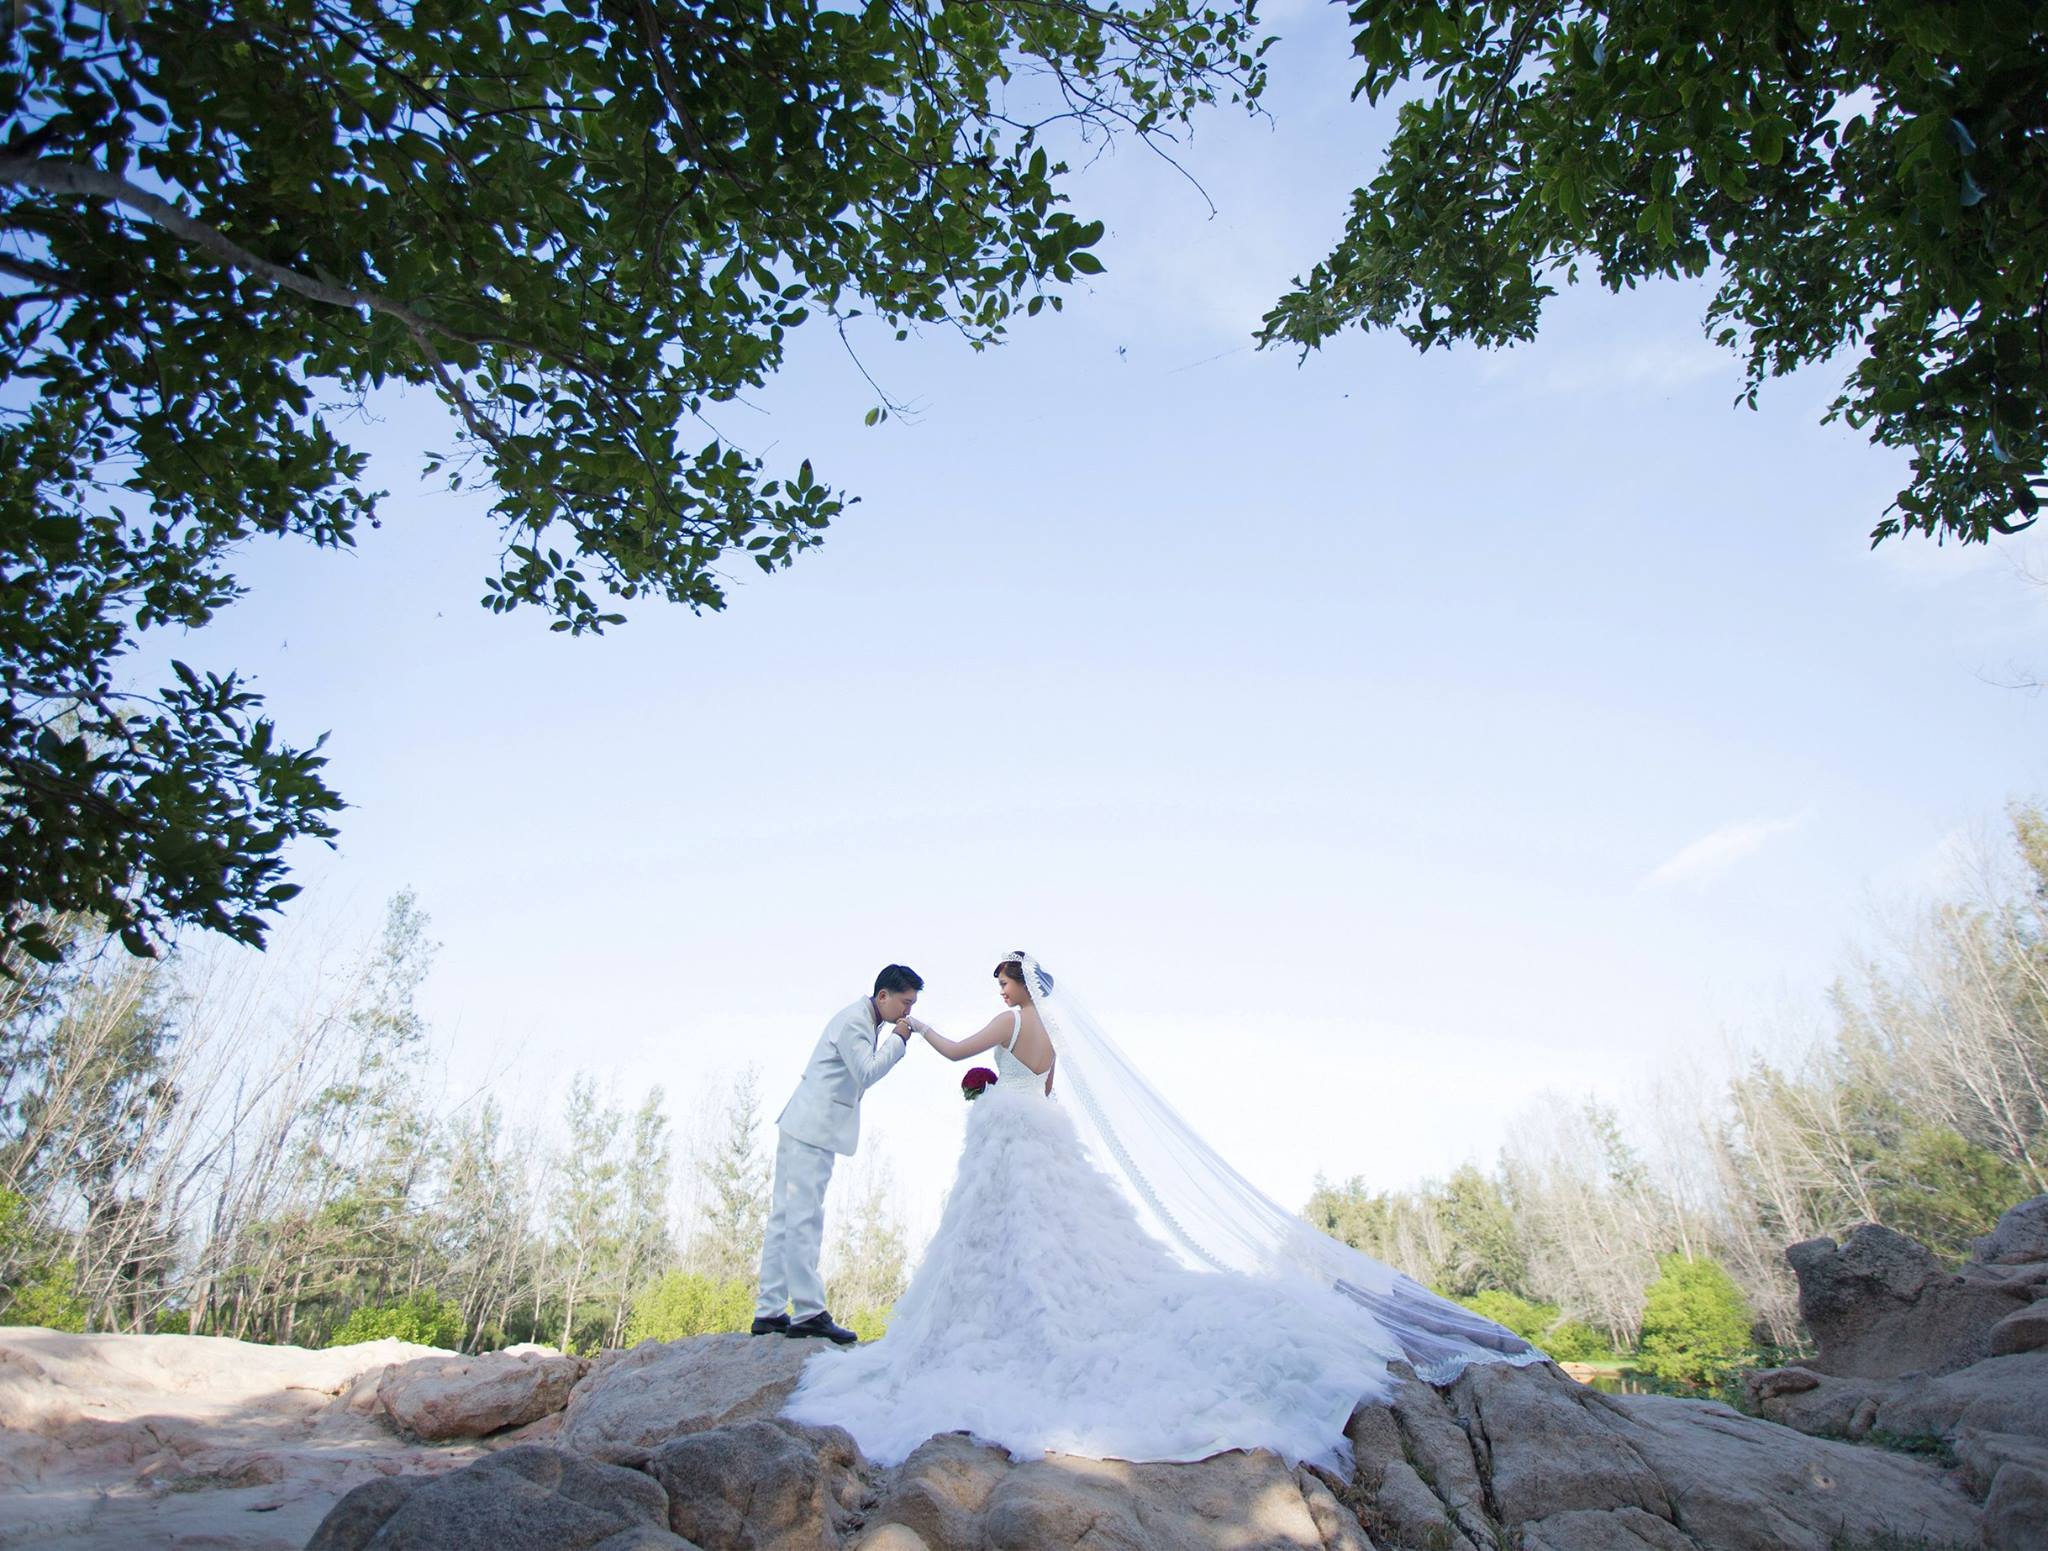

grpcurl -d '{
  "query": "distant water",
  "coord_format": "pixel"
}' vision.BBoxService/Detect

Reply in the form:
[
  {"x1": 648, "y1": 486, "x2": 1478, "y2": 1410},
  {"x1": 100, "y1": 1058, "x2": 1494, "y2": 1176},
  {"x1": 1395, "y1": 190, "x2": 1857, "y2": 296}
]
[{"x1": 1581, "y1": 1368, "x2": 1714, "y2": 1399}]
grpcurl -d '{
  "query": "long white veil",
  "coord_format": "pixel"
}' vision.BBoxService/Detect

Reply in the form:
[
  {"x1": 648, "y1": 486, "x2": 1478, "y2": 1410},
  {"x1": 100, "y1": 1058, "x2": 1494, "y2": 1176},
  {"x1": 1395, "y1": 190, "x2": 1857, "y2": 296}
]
[{"x1": 1010, "y1": 950, "x2": 1549, "y2": 1386}]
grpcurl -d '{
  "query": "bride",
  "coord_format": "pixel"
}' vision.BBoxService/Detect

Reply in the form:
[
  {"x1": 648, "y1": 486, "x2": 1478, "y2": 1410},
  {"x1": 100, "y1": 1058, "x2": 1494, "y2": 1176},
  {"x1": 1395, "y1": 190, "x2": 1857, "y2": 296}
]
[{"x1": 781, "y1": 951, "x2": 1543, "y2": 1468}]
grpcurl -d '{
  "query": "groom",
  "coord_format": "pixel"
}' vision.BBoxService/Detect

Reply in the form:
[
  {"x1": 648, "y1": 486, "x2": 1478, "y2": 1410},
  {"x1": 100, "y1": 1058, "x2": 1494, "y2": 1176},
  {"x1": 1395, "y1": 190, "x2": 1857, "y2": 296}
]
[{"x1": 752, "y1": 965, "x2": 922, "y2": 1343}]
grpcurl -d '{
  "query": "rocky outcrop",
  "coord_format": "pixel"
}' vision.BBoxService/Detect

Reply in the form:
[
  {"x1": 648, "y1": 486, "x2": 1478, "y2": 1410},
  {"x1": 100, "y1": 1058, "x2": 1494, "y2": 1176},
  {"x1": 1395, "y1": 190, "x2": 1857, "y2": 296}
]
[
  {"x1": 0, "y1": 1326, "x2": 474, "y2": 1549},
  {"x1": 0, "y1": 1276, "x2": 2018, "y2": 1551},
  {"x1": 642, "y1": 1418, "x2": 867, "y2": 1550},
  {"x1": 1989, "y1": 1302, "x2": 2048, "y2": 1357},
  {"x1": 305, "y1": 1443, "x2": 692, "y2": 1550},
  {"x1": 301, "y1": 1339, "x2": 1980, "y2": 1551},
  {"x1": 1372, "y1": 1359, "x2": 1977, "y2": 1551},
  {"x1": 373, "y1": 1346, "x2": 588, "y2": 1442},
  {"x1": 857, "y1": 1431, "x2": 1341, "y2": 1550},
  {"x1": 1983, "y1": 1463, "x2": 2048, "y2": 1551},
  {"x1": 1785, "y1": 1223, "x2": 2033, "y2": 1378},
  {"x1": 557, "y1": 1332, "x2": 815, "y2": 1464},
  {"x1": 1974, "y1": 1195, "x2": 2048, "y2": 1267},
  {"x1": 1750, "y1": 1200, "x2": 2048, "y2": 1551}
]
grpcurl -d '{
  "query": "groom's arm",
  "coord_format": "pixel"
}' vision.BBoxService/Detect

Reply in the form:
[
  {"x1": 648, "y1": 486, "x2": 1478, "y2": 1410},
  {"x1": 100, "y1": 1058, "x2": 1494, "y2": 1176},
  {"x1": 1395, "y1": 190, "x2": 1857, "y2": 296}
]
[{"x1": 835, "y1": 1011, "x2": 909, "y2": 1095}]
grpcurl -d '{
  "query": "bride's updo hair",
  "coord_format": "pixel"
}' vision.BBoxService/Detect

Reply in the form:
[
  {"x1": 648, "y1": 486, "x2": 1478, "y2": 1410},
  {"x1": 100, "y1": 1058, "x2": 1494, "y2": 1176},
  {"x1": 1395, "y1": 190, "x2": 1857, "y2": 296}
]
[{"x1": 994, "y1": 954, "x2": 1052, "y2": 996}]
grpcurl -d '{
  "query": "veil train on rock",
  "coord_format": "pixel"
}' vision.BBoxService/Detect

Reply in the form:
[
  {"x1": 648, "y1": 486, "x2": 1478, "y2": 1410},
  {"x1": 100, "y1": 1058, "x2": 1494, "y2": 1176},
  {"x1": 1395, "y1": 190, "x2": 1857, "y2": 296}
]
[{"x1": 1010, "y1": 949, "x2": 1545, "y2": 1386}]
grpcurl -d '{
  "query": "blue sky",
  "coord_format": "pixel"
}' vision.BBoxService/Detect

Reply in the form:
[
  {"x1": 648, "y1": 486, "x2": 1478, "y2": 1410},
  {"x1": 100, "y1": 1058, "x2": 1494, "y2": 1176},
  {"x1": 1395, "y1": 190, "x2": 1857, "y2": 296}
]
[{"x1": 136, "y1": 2, "x2": 2048, "y2": 1239}]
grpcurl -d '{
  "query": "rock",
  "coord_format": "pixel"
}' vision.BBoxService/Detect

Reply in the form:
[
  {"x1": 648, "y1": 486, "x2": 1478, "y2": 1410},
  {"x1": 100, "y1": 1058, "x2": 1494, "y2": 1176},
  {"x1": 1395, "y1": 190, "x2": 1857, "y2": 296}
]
[
  {"x1": 1869, "y1": 1352, "x2": 2048, "y2": 1446},
  {"x1": 1973, "y1": 1195, "x2": 2048, "y2": 1267},
  {"x1": 1952, "y1": 1429, "x2": 2048, "y2": 1498},
  {"x1": 1603, "y1": 1392, "x2": 1980, "y2": 1551},
  {"x1": 1741, "y1": 1367, "x2": 1819, "y2": 1402},
  {"x1": 995, "y1": 1449, "x2": 1329, "y2": 1550},
  {"x1": 1982, "y1": 1463, "x2": 2048, "y2": 1551},
  {"x1": 0, "y1": 1327, "x2": 445, "y2": 1439},
  {"x1": 0, "y1": 1326, "x2": 478, "y2": 1549},
  {"x1": 851, "y1": 1530, "x2": 930, "y2": 1551},
  {"x1": 1383, "y1": 1365, "x2": 1494, "y2": 1546},
  {"x1": 862, "y1": 1433, "x2": 1009, "y2": 1551},
  {"x1": 862, "y1": 1434, "x2": 1337, "y2": 1551},
  {"x1": 376, "y1": 1348, "x2": 587, "y2": 1441},
  {"x1": 1446, "y1": 1361, "x2": 1669, "y2": 1526},
  {"x1": 1747, "y1": 1369, "x2": 1897, "y2": 1440},
  {"x1": 1519, "y1": 1507, "x2": 1695, "y2": 1551},
  {"x1": 1344, "y1": 1401, "x2": 1477, "y2": 1551},
  {"x1": 1990, "y1": 1303, "x2": 2048, "y2": 1357},
  {"x1": 557, "y1": 1334, "x2": 815, "y2": 1463},
  {"x1": 305, "y1": 1478, "x2": 421, "y2": 1550},
  {"x1": 642, "y1": 1417, "x2": 866, "y2": 1550},
  {"x1": 305, "y1": 1443, "x2": 694, "y2": 1550},
  {"x1": 1295, "y1": 1467, "x2": 1380, "y2": 1551},
  {"x1": 1786, "y1": 1226, "x2": 2029, "y2": 1377}
]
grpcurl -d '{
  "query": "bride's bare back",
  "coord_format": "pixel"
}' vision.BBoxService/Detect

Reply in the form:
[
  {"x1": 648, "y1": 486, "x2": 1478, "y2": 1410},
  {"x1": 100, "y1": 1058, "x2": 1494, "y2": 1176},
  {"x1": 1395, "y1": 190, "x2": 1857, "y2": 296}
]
[{"x1": 911, "y1": 966, "x2": 1057, "y2": 1093}]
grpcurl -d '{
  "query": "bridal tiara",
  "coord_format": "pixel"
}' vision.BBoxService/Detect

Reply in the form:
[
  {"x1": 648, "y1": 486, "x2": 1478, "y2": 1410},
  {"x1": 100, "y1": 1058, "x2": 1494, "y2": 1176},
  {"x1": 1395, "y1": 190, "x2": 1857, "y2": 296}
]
[{"x1": 998, "y1": 950, "x2": 1054, "y2": 995}]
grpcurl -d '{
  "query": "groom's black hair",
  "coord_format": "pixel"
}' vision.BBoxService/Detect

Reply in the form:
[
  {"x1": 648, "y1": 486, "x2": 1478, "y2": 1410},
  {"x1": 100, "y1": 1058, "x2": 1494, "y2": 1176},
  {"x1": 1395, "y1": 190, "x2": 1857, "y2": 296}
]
[{"x1": 874, "y1": 964, "x2": 924, "y2": 994}]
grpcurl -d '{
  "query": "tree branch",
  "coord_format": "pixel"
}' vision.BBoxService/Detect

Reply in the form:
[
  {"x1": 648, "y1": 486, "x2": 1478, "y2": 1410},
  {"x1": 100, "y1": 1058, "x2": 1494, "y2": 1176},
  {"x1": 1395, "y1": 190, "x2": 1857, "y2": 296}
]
[{"x1": 0, "y1": 158, "x2": 430, "y2": 318}]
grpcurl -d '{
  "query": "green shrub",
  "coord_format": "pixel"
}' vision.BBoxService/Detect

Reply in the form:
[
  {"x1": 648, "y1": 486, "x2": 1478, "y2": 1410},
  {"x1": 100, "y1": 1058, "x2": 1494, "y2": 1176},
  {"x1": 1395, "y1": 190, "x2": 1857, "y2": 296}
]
[
  {"x1": 1455, "y1": 1289, "x2": 1556, "y2": 1344},
  {"x1": 1454, "y1": 1289, "x2": 1611, "y2": 1362},
  {"x1": 4, "y1": 1260, "x2": 88, "y2": 1331},
  {"x1": 842, "y1": 1305, "x2": 890, "y2": 1343},
  {"x1": 1540, "y1": 1318, "x2": 1610, "y2": 1363},
  {"x1": 0, "y1": 1188, "x2": 88, "y2": 1332},
  {"x1": 328, "y1": 1290, "x2": 465, "y2": 1350},
  {"x1": 1636, "y1": 1255, "x2": 1754, "y2": 1385},
  {"x1": 624, "y1": 1272, "x2": 753, "y2": 1344}
]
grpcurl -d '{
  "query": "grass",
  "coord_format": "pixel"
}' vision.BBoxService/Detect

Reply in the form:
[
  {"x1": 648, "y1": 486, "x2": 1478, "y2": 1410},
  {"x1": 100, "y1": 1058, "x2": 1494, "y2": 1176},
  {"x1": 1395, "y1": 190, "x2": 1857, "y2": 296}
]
[{"x1": 1860, "y1": 1431, "x2": 1962, "y2": 1470}]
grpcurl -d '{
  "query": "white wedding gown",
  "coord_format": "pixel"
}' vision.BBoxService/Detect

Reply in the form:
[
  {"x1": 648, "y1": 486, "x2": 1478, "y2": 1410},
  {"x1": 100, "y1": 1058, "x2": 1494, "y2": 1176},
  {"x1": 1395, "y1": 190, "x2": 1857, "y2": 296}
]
[{"x1": 783, "y1": 1011, "x2": 1421, "y2": 1467}]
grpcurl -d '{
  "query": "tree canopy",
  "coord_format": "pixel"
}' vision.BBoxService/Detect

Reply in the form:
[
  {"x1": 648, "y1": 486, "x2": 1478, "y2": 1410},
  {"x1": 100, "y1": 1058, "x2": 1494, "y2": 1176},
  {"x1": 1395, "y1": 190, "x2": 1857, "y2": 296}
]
[
  {"x1": 0, "y1": 0, "x2": 1266, "y2": 968},
  {"x1": 1261, "y1": 1, "x2": 2047, "y2": 543}
]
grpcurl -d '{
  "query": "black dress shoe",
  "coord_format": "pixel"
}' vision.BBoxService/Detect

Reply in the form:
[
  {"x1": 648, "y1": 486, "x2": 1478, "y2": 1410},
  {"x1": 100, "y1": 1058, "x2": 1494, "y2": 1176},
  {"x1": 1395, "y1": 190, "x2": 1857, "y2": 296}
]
[
  {"x1": 783, "y1": 1311, "x2": 858, "y2": 1345},
  {"x1": 750, "y1": 1313, "x2": 791, "y2": 1335}
]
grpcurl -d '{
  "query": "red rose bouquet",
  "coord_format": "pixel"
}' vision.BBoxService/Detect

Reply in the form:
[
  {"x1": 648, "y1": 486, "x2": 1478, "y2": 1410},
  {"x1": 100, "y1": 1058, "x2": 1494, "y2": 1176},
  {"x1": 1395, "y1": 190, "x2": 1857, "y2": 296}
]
[{"x1": 962, "y1": 1067, "x2": 998, "y2": 1101}]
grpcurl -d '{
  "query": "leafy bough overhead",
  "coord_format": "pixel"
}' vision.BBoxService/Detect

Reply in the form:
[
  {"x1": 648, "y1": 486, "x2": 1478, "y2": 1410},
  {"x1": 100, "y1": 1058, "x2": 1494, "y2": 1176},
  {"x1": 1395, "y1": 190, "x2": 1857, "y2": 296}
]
[
  {"x1": 1259, "y1": 0, "x2": 2048, "y2": 543},
  {"x1": 0, "y1": 0, "x2": 1268, "y2": 970}
]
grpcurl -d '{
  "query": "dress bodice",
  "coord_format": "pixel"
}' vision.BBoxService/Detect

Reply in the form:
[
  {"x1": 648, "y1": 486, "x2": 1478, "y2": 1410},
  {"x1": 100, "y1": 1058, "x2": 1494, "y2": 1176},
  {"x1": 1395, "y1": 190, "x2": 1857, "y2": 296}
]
[{"x1": 990, "y1": 1008, "x2": 1045, "y2": 1092}]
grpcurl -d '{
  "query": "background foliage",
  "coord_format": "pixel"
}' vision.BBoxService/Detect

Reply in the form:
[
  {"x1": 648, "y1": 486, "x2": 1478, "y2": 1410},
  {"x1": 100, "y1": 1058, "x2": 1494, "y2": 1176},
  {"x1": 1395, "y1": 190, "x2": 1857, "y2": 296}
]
[
  {"x1": 1263, "y1": 1, "x2": 2048, "y2": 544},
  {"x1": 0, "y1": 0, "x2": 1267, "y2": 970}
]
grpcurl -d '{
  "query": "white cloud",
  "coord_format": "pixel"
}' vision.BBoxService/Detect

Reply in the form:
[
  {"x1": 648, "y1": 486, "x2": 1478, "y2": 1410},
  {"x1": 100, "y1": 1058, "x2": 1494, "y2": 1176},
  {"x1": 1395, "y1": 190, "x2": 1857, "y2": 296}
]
[{"x1": 1643, "y1": 814, "x2": 1805, "y2": 890}]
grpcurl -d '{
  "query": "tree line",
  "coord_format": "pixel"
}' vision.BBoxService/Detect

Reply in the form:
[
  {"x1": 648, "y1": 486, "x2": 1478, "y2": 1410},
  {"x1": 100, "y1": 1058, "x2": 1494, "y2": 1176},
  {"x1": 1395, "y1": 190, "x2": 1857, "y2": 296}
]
[
  {"x1": 0, "y1": 891, "x2": 905, "y2": 1351},
  {"x1": 1308, "y1": 804, "x2": 2048, "y2": 1383},
  {"x1": 6, "y1": 804, "x2": 2044, "y2": 1383}
]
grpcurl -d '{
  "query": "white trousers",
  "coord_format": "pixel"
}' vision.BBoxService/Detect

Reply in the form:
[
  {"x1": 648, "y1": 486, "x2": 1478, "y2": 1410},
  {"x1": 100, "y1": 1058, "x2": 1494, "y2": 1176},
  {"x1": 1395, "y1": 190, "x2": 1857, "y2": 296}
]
[{"x1": 756, "y1": 1129, "x2": 838, "y2": 1321}]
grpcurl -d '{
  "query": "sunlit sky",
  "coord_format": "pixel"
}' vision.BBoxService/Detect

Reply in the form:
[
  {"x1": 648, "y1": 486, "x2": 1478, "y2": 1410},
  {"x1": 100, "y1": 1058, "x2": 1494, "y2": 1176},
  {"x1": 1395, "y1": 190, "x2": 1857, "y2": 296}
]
[{"x1": 133, "y1": 1, "x2": 2046, "y2": 1246}]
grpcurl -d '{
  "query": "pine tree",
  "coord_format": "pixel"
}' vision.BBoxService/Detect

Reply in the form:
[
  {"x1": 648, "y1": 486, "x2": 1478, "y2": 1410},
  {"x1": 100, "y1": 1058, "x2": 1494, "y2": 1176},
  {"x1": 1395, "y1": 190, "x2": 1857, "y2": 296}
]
[
  {"x1": 551, "y1": 1077, "x2": 623, "y2": 1353},
  {"x1": 609, "y1": 1088, "x2": 675, "y2": 1347},
  {"x1": 693, "y1": 1068, "x2": 769, "y2": 1285}
]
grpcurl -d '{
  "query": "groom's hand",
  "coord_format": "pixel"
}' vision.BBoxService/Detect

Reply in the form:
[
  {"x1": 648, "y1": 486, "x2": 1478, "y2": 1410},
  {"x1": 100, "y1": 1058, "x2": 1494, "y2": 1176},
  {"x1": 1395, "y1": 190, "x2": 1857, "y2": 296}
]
[{"x1": 893, "y1": 1018, "x2": 913, "y2": 1042}]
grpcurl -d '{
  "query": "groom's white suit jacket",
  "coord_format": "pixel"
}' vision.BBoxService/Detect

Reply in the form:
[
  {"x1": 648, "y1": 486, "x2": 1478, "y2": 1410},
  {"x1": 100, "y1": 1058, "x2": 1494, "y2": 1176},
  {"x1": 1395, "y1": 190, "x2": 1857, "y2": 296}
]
[{"x1": 776, "y1": 997, "x2": 907, "y2": 1155}]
